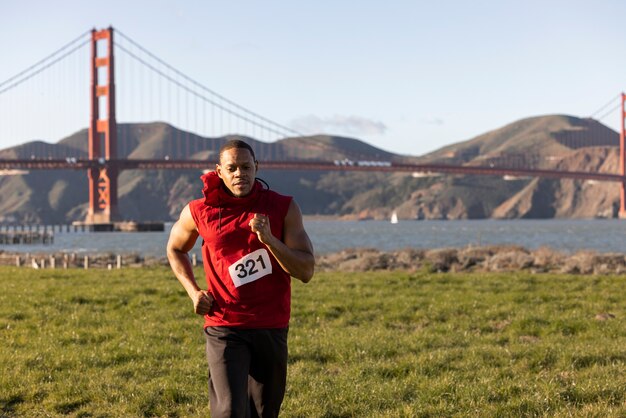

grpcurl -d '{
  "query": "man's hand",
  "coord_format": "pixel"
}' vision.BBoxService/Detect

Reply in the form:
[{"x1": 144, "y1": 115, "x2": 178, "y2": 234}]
[
  {"x1": 192, "y1": 289, "x2": 214, "y2": 315},
  {"x1": 253, "y1": 200, "x2": 315, "y2": 283},
  {"x1": 249, "y1": 213, "x2": 274, "y2": 245}
]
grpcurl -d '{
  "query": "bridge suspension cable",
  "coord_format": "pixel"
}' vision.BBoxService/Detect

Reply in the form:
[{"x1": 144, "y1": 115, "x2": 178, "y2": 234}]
[
  {"x1": 0, "y1": 30, "x2": 91, "y2": 156},
  {"x1": 589, "y1": 93, "x2": 622, "y2": 122},
  {"x1": 1, "y1": 26, "x2": 623, "y2": 175},
  {"x1": 0, "y1": 30, "x2": 91, "y2": 95},
  {"x1": 115, "y1": 43, "x2": 295, "y2": 139},
  {"x1": 114, "y1": 30, "x2": 302, "y2": 140}
]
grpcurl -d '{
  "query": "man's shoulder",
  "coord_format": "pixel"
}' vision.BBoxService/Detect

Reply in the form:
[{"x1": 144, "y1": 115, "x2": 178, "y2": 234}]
[
  {"x1": 263, "y1": 189, "x2": 293, "y2": 210},
  {"x1": 264, "y1": 189, "x2": 292, "y2": 200},
  {"x1": 188, "y1": 197, "x2": 215, "y2": 217},
  {"x1": 188, "y1": 197, "x2": 206, "y2": 208}
]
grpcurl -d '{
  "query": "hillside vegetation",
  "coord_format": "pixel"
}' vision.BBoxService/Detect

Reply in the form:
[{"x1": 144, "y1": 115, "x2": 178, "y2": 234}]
[{"x1": 0, "y1": 115, "x2": 620, "y2": 223}]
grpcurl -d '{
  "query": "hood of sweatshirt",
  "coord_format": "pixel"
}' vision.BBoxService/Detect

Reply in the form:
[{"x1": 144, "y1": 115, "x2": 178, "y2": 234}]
[{"x1": 200, "y1": 171, "x2": 263, "y2": 208}]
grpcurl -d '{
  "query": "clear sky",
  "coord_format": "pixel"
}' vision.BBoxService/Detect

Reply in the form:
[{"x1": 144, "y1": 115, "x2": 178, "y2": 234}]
[{"x1": 1, "y1": 0, "x2": 625, "y2": 156}]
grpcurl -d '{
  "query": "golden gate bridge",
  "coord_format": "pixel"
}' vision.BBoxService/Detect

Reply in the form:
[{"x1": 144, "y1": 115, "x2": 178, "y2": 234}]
[{"x1": 1, "y1": 27, "x2": 626, "y2": 224}]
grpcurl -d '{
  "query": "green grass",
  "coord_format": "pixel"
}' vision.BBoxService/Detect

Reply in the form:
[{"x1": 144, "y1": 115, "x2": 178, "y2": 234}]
[{"x1": 1, "y1": 267, "x2": 625, "y2": 417}]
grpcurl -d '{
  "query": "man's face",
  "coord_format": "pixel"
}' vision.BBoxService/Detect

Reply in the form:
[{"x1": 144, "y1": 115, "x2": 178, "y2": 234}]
[{"x1": 216, "y1": 147, "x2": 258, "y2": 197}]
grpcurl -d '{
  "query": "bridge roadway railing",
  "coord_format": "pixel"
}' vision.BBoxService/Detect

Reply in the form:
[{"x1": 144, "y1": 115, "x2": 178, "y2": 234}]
[{"x1": 0, "y1": 158, "x2": 623, "y2": 183}]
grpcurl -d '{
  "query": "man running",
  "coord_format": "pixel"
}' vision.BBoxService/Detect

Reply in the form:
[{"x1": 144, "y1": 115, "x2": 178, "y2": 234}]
[{"x1": 167, "y1": 139, "x2": 315, "y2": 417}]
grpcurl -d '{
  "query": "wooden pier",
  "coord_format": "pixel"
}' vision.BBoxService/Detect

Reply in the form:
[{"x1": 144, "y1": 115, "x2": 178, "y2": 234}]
[
  {"x1": 0, "y1": 222, "x2": 165, "y2": 245},
  {"x1": 71, "y1": 221, "x2": 165, "y2": 232},
  {"x1": 0, "y1": 230, "x2": 54, "y2": 245}
]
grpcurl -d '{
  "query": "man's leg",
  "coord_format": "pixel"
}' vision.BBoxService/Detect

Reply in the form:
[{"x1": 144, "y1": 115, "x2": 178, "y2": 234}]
[
  {"x1": 205, "y1": 327, "x2": 252, "y2": 418},
  {"x1": 248, "y1": 328, "x2": 289, "y2": 418}
]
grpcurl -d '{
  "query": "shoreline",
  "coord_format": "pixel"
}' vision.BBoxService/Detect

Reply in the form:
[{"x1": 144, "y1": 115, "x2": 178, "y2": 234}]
[
  {"x1": 2, "y1": 245, "x2": 626, "y2": 274},
  {"x1": 315, "y1": 245, "x2": 626, "y2": 275}
]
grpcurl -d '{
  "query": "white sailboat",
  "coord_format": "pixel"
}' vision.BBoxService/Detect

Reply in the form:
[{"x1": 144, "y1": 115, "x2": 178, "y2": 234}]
[{"x1": 390, "y1": 211, "x2": 398, "y2": 224}]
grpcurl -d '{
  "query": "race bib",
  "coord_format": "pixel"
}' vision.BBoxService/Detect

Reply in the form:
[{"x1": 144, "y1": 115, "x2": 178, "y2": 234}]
[{"x1": 228, "y1": 248, "x2": 273, "y2": 288}]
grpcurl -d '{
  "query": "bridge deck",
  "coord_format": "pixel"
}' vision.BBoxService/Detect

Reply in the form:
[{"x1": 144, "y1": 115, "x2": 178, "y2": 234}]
[{"x1": 0, "y1": 159, "x2": 622, "y2": 182}]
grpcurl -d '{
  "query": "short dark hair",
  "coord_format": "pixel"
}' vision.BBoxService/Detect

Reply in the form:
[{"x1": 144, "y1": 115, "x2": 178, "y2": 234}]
[{"x1": 219, "y1": 139, "x2": 256, "y2": 162}]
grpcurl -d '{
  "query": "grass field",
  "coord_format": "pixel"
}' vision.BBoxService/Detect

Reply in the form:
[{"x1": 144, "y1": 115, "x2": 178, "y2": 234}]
[{"x1": 0, "y1": 266, "x2": 625, "y2": 417}]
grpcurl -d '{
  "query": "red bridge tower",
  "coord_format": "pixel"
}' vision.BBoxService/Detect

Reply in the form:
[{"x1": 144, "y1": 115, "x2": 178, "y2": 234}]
[
  {"x1": 86, "y1": 27, "x2": 119, "y2": 223},
  {"x1": 618, "y1": 93, "x2": 626, "y2": 219}
]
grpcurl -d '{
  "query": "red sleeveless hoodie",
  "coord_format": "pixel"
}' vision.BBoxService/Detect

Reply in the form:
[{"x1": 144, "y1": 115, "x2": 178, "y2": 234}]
[{"x1": 189, "y1": 171, "x2": 293, "y2": 329}]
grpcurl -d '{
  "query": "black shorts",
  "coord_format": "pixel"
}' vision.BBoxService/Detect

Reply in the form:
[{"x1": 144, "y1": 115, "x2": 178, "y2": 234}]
[{"x1": 204, "y1": 326, "x2": 289, "y2": 418}]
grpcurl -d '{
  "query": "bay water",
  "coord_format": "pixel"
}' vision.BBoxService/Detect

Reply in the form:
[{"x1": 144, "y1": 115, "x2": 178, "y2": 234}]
[{"x1": 2, "y1": 219, "x2": 626, "y2": 258}]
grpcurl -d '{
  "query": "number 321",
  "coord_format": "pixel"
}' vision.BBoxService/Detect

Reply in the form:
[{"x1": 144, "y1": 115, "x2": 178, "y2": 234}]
[{"x1": 234, "y1": 254, "x2": 267, "y2": 279}]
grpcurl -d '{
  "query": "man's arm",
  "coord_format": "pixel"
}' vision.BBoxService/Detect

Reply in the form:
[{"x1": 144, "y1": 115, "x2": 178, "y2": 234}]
[
  {"x1": 249, "y1": 200, "x2": 315, "y2": 283},
  {"x1": 166, "y1": 204, "x2": 213, "y2": 315}
]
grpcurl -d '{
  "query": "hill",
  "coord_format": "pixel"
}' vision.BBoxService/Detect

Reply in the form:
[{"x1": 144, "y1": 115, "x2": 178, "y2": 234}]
[
  {"x1": 417, "y1": 115, "x2": 617, "y2": 166},
  {"x1": 0, "y1": 115, "x2": 621, "y2": 224}
]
